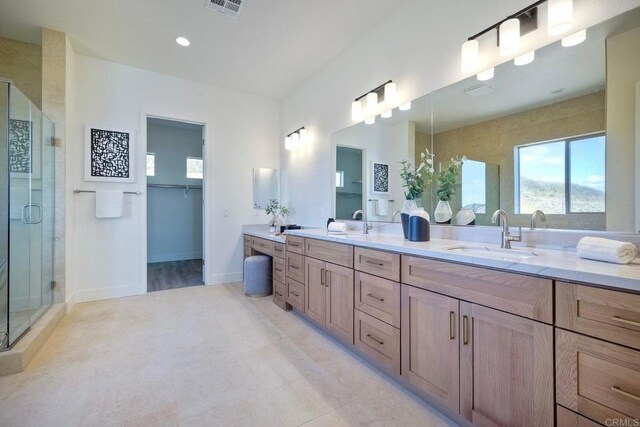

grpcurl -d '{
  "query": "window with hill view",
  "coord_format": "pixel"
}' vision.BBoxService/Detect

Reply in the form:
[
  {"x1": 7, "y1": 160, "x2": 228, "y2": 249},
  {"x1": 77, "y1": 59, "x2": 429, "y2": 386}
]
[{"x1": 515, "y1": 133, "x2": 605, "y2": 214}]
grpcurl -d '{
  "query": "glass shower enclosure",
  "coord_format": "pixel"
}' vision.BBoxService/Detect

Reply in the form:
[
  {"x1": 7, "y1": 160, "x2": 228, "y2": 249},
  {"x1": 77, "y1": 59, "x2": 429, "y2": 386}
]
[{"x1": 1, "y1": 79, "x2": 55, "y2": 350}]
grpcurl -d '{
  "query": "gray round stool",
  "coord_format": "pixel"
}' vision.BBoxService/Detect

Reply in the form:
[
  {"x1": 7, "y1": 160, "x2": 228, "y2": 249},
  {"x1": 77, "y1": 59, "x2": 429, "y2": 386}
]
[{"x1": 243, "y1": 255, "x2": 272, "y2": 297}]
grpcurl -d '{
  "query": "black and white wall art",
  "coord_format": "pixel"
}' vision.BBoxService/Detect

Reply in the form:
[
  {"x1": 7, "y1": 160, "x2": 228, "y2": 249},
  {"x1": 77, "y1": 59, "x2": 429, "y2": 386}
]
[
  {"x1": 84, "y1": 126, "x2": 135, "y2": 182},
  {"x1": 372, "y1": 162, "x2": 389, "y2": 194},
  {"x1": 9, "y1": 119, "x2": 32, "y2": 174}
]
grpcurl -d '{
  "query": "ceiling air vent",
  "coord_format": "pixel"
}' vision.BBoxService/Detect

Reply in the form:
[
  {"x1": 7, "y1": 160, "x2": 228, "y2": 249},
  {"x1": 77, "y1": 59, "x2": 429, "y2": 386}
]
[{"x1": 205, "y1": 0, "x2": 245, "y2": 18}]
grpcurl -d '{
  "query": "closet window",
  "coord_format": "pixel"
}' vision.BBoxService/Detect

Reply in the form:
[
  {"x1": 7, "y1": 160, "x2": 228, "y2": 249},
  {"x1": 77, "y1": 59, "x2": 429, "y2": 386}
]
[
  {"x1": 146, "y1": 153, "x2": 155, "y2": 176},
  {"x1": 186, "y1": 157, "x2": 203, "y2": 179}
]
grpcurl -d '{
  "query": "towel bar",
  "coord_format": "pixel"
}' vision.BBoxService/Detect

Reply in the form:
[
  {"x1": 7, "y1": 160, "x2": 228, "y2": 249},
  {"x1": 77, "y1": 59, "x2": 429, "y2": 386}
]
[{"x1": 74, "y1": 189, "x2": 141, "y2": 195}]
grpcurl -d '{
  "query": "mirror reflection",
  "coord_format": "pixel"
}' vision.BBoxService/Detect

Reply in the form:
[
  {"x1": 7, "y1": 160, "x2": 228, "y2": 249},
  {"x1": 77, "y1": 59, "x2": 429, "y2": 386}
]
[
  {"x1": 252, "y1": 168, "x2": 278, "y2": 209},
  {"x1": 332, "y1": 7, "x2": 640, "y2": 232}
]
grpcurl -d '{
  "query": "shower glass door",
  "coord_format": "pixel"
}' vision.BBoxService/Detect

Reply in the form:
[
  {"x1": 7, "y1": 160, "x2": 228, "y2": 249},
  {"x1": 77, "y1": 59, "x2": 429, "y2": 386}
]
[{"x1": 6, "y1": 83, "x2": 55, "y2": 347}]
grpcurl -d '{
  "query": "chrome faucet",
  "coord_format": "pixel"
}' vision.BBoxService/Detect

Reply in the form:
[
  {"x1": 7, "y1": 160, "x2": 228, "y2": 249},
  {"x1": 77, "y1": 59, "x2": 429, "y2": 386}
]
[
  {"x1": 353, "y1": 209, "x2": 373, "y2": 234},
  {"x1": 530, "y1": 209, "x2": 547, "y2": 230},
  {"x1": 491, "y1": 209, "x2": 522, "y2": 249},
  {"x1": 391, "y1": 210, "x2": 401, "y2": 223}
]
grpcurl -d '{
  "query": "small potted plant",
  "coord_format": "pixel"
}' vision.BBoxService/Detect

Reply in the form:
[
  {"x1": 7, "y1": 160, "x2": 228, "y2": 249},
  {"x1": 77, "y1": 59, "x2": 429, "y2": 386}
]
[
  {"x1": 265, "y1": 199, "x2": 291, "y2": 232},
  {"x1": 399, "y1": 149, "x2": 435, "y2": 239},
  {"x1": 434, "y1": 156, "x2": 466, "y2": 224}
]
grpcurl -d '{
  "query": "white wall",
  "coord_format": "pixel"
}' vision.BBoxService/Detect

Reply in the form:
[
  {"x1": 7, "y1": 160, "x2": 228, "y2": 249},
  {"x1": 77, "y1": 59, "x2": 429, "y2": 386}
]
[
  {"x1": 147, "y1": 121, "x2": 203, "y2": 263},
  {"x1": 67, "y1": 53, "x2": 279, "y2": 303},
  {"x1": 280, "y1": 0, "x2": 640, "y2": 227}
]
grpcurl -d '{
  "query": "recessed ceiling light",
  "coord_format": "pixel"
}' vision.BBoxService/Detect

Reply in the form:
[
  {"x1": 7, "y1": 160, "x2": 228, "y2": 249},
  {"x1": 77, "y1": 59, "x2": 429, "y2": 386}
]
[{"x1": 176, "y1": 37, "x2": 190, "y2": 47}]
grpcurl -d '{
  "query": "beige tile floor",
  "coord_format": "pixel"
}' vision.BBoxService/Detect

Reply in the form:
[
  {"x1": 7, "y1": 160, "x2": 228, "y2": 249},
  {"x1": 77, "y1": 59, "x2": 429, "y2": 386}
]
[{"x1": 0, "y1": 283, "x2": 456, "y2": 427}]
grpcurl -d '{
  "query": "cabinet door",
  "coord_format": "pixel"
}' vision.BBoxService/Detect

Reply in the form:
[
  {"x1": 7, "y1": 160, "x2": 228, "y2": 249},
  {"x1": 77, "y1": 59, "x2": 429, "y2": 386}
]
[
  {"x1": 325, "y1": 262, "x2": 354, "y2": 344},
  {"x1": 401, "y1": 285, "x2": 460, "y2": 413},
  {"x1": 305, "y1": 257, "x2": 326, "y2": 326},
  {"x1": 460, "y1": 302, "x2": 554, "y2": 426}
]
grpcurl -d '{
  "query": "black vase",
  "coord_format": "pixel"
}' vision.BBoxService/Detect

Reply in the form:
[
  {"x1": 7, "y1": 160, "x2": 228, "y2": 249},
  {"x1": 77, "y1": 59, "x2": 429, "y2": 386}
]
[
  {"x1": 401, "y1": 213, "x2": 411, "y2": 239},
  {"x1": 409, "y1": 215, "x2": 430, "y2": 242}
]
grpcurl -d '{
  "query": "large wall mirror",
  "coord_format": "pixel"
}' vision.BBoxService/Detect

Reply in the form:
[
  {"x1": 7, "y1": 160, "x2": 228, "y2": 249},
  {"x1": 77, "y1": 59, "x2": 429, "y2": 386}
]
[{"x1": 332, "y1": 6, "x2": 640, "y2": 232}]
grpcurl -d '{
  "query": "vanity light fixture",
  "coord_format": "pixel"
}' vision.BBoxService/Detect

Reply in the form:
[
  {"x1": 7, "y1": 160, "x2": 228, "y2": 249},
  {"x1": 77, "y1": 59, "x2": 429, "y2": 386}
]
[
  {"x1": 499, "y1": 18, "x2": 521, "y2": 57},
  {"x1": 477, "y1": 67, "x2": 495, "y2": 81},
  {"x1": 285, "y1": 127, "x2": 308, "y2": 151},
  {"x1": 561, "y1": 29, "x2": 586, "y2": 47},
  {"x1": 548, "y1": 0, "x2": 573, "y2": 36},
  {"x1": 460, "y1": 0, "x2": 578, "y2": 74},
  {"x1": 399, "y1": 102, "x2": 412, "y2": 111},
  {"x1": 351, "y1": 80, "x2": 405, "y2": 123},
  {"x1": 175, "y1": 36, "x2": 190, "y2": 47},
  {"x1": 514, "y1": 50, "x2": 535, "y2": 65}
]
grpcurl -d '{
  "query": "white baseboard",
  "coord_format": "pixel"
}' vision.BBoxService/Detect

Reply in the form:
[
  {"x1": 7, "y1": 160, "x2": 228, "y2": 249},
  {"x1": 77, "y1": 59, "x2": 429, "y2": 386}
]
[
  {"x1": 207, "y1": 271, "x2": 243, "y2": 285},
  {"x1": 147, "y1": 252, "x2": 203, "y2": 263},
  {"x1": 73, "y1": 284, "x2": 145, "y2": 303}
]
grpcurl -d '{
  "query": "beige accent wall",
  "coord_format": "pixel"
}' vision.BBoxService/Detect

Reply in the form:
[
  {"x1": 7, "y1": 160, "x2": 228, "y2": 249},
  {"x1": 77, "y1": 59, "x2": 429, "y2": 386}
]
[
  {"x1": 433, "y1": 91, "x2": 606, "y2": 230},
  {"x1": 606, "y1": 25, "x2": 640, "y2": 232},
  {"x1": 0, "y1": 37, "x2": 42, "y2": 109},
  {"x1": 41, "y1": 29, "x2": 67, "y2": 303}
]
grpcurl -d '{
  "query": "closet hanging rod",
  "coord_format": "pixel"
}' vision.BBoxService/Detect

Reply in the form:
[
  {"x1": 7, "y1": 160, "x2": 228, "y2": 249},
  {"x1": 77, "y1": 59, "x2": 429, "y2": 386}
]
[
  {"x1": 147, "y1": 184, "x2": 202, "y2": 190},
  {"x1": 74, "y1": 189, "x2": 141, "y2": 195}
]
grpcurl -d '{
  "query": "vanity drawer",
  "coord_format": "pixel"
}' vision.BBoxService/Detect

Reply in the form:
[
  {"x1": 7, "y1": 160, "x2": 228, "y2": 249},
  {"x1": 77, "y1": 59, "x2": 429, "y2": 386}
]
[
  {"x1": 354, "y1": 247, "x2": 400, "y2": 281},
  {"x1": 557, "y1": 282, "x2": 640, "y2": 350},
  {"x1": 286, "y1": 277, "x2": 305, "y2": 312},
  {"x1": 556, "y1": 406, "x2": 601, "y2": 427},
  {"x1": 355, "y1": 271, "x2": 400, "y2": 328},
  {"x1": 401, "y1": 256, "x2": 553, "y2": 323},
  {"x1": 273, "y1": 242, "x2": 285, "y2": 259},
  {"x1": 354, "y1": 309, "x2": 400, "y2": 375},
  {"x1": 273, "y1": 257, "x2": 285, "y2": 284},
  {"x1": 556, "y1": 329, "x2": 640, "y2": 424},
  {"x1": 273, "y1": 279, "x2": 288, "y2": 310},
  {"x1": 286, "y1": 235, "x2": 305, "y2": 255},
  {"x1": 286, "y1": 252, "x2": 305, "y2": 283},
  {"x1": 305, "y1": 238, "x2": 353, "y2": 268},
  {"x1": 243, "y1": 234, "x2": 251, "y2": 246},
  {"x1": 252, "y1": 237, "x2": 274, "y2": 255}
]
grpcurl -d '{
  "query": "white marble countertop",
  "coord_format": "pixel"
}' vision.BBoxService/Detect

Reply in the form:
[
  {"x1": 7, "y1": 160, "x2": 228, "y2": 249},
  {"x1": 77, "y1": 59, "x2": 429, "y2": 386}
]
[
  {"x1": 242, "y1": 224, "x2": 286, "y2": 243},
  {"x1": 284, "y1": 228, "x2": 640, "y2": 293}
]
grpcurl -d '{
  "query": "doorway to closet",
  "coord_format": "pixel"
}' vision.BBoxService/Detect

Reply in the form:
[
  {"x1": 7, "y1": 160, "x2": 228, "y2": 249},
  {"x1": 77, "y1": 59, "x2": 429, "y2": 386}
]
[{"x1": 146, "y1": 117, "x2": 204, "y2": 292}]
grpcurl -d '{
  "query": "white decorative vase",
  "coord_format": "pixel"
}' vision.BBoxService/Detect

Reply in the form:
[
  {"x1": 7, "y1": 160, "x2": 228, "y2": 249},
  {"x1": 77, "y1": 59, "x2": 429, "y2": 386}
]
[
  {"x1": 455, "y1": 208, "x2": 476, "y2": 226},
  {"x1": 434, "y1": 200, "x2": 453, "y2": 224}
]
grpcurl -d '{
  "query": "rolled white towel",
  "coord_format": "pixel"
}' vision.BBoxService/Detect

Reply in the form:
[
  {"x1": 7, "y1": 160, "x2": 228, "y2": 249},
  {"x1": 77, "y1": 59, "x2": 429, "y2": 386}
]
[
  {"x1": 576, "y1": 236, "x2": 638, "y2": 264},
  {"x1": 327, "y1": 222, "x2": 347, "y2": 233}
]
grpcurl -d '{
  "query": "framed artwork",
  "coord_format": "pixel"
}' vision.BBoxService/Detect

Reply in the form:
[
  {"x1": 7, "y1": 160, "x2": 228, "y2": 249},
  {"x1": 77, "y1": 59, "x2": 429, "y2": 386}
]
[
  {"x1": 372, "y1": 162, "x2": 389, "y2": 194},
  {"x1": 84, "y1": 125, "x2": 135, "y2": 182},
  {"x1": 9, "y1": 119, "x2": 33, "y2": 177}
]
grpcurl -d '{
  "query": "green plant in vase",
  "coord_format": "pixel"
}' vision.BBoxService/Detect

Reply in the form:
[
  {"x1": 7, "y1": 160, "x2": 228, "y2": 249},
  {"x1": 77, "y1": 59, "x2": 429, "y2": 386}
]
[
  {"x1": 434, "y1": 156, "x2": 466, "y2": 224},
  {"x1": 265, "y1": 199, "x2": 290, "y2": 231},
  {"x1": 399, "y1": 149, "x2": 435, "y2": 238}
]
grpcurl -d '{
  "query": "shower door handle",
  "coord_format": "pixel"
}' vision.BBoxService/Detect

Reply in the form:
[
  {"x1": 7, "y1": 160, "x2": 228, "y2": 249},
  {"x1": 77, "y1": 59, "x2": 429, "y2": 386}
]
[{"x1": 21, "y1": 204, "x2": 43, "y2": 224}]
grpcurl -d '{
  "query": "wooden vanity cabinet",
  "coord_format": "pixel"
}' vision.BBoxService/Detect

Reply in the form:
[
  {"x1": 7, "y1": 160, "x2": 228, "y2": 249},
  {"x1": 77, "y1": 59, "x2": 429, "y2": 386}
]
[
  {"x1": 460, "y1": 302, "x2": 554, "y2": 426},
  {"x1": 304, "y1": 256, "x2": 354, "y2": 344},
  {"x1": 401, "y1": 285, "x2": 460, "y2": 413}
]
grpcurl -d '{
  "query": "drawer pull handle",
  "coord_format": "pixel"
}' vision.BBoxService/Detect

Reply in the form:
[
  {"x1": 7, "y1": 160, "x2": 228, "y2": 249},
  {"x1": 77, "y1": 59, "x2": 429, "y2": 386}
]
[
  {"x1": 321, "y1": 269, "x2": 325, "y2": 285},
  {"x1": 365, "y1": 259, "x2": 384, "y2": 267},
  {"x1": 275, "y1": 268, "x2": 282, "y2": 272},
  {"x1": 462, "y1": 315, "x2": 469, "y2": 345},
  {"x1": 366, "y1": 334, "x2": 384, "y2": 345},
  {"x1": 291, "y1": 291, "x2": 300, "y2": 297},
  {"x1": 611, "y1": 316, "x2": 640, "y2": 328},
  {"x1": 325, "y1": 270, "x2": 330, "y2": 287},
  {"x1": 275, "y1": 292, "x2": 282, "y2": 297},
  {"x1": 611, "y1": 386, "x2": 640, "y2": 402},
  {"x1": 290, "y1": 265, "x2": 299, "y2": 270},
  {"x1": 289, "y1": 242, "x2": 300, "y2": 247},
  {"x1": 449, "y1": 311, "x2": 456, "y2": 340},
  {"x1": 366, "y1": 293, "x2": 384, "y2": 302}
]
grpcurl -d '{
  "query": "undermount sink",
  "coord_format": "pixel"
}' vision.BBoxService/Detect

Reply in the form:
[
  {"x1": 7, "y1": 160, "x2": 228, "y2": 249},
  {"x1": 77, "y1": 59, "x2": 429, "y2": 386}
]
[{"x1": 445, "y1": 245, "x2": 538, "y2": 261}]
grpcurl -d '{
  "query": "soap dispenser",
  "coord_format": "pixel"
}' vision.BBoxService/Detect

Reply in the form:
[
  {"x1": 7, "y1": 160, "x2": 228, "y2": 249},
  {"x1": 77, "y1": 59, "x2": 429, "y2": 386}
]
[{"x1": 409, "y1": 208, "x2": 430, "y2": 242}]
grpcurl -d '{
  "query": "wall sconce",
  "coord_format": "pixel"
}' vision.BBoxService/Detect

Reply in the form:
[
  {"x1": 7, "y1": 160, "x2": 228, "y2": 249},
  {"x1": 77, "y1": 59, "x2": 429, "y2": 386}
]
[
  {"x1": 284, "y1": 126, "x2": 308, "y2": 151},
  {"x1": 351, "y1": 80, "x2": 407, "y2": 124},
  {"x1": 460, "y1": 0, "x2": 580, "y2": 80}
]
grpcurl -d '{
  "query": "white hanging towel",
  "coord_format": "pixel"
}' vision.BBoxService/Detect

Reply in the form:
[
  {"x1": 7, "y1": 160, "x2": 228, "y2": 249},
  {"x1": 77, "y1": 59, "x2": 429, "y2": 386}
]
[
  {"x1": 95, "y1": 190, "x2": 123, "y2": 219},
  {"x1": 576, "y1": 236, "x2": 638, "y2": 264},
  {"x1": 375, "y1": 199, "x2": 389, "y2": 216}
]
